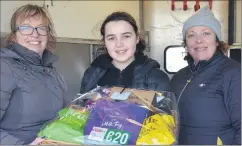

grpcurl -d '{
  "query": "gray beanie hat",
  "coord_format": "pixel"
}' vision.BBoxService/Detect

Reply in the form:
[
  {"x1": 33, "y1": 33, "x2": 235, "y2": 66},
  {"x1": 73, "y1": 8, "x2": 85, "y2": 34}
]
[{"x1": 182, "y1": 5, "x2": 221, "y2": 41}]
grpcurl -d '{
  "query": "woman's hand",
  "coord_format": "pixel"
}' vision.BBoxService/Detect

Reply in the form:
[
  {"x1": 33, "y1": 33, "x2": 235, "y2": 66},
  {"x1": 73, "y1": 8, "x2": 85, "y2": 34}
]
[{"x1": 29, "y1": 137, "x2": 45, "y2": 145}]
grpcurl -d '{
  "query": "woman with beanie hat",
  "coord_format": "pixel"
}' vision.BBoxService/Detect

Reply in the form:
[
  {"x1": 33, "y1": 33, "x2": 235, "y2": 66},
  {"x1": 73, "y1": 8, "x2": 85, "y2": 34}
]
[{"x1": 169, "y1": 5, "x2": 241, "y2": 145}]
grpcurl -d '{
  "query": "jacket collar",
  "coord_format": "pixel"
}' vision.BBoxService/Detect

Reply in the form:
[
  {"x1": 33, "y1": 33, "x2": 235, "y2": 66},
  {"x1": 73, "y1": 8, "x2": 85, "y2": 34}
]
[
  {"x1": 186, "y1": 51, "x2": 224, "y2": 73},
  {"x1": 8, "y1": 42, "x2": 58, "y2": 67}
]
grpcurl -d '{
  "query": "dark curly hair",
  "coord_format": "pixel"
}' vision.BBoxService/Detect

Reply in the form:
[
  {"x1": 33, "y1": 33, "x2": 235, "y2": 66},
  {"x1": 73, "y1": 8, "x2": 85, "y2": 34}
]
[{"x1": 100, "y1": 11, "x2": 146, "y2": 53}]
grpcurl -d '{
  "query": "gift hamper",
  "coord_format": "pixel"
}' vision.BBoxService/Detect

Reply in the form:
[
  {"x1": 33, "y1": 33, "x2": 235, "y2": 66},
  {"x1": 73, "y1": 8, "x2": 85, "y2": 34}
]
[{"x1": 38, "y1": 86, "x2": 178, "y2": 145}]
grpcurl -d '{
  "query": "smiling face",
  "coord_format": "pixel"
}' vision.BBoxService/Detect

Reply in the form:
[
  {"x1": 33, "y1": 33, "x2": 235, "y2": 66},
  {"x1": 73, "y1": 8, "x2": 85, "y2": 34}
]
[
  {"x1": 14, "y1": 14, "x2": 48, "y2": 56},
  {"x1": 186, "y1": 26, "x2": 218, "y2": 63},
  {"x1": 104, "y1": 20, "x2": 139, "y2": 66}
]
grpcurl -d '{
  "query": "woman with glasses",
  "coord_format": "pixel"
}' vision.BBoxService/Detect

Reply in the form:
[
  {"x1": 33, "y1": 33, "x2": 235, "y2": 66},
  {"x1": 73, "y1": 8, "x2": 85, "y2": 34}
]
[{"x1": 0, "y1": 4, "x2": 66, "y2": 145}]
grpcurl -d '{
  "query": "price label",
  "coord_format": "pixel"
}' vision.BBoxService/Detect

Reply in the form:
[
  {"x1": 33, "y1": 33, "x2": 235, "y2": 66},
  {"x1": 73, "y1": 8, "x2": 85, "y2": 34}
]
[
  {"x1": 104, "y1": 129, "x2": 130, "y2": 145},
  {"x1": 111, "y1": 92, "x2": 131, "y2": 100},
  {"x1": 88, "y1": 127, "x2": 108, "y2": 142}
]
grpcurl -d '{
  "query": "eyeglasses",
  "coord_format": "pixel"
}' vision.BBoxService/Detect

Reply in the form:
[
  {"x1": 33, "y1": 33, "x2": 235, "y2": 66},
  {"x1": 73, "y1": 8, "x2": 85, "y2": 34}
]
[{"x1": 16, "y1": 25, "x2": 50, "y2": 36}]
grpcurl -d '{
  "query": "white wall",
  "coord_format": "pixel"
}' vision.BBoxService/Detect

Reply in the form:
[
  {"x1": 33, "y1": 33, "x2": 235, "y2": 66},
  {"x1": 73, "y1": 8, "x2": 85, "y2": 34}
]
[
  {"x1": 1, "y1": 1, "x2": 44, "y2": 33},
  {"x1": 235, "y1": 0, "x2": 241, "y2": 43},
  {"x1": 44, "y1": 1, "x2": 140, "y2": 40}
]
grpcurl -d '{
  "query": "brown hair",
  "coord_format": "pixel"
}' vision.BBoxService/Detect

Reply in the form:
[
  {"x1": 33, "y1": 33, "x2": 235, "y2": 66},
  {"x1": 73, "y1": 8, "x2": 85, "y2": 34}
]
[
  {"x1": 100, "y1": 11, "x2": 146, "y2": 53},
  {"x1": 5, "y1": 4, "x2": 56, "y2": 50}
]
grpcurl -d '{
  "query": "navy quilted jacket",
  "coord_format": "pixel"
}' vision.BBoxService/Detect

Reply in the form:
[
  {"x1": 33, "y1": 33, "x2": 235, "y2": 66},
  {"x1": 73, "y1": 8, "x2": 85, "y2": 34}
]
[{"x1": 170, "y1": 51, "x2": 241, "y2": 145}]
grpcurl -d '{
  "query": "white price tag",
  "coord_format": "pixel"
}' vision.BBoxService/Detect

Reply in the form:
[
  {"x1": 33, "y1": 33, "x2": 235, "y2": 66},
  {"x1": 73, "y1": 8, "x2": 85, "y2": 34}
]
[
  {"x1": 88, "y1": 127, "x2": 108, "y2": 142},
  {"x1": 111, "y1": 92, "x2": 131, "y2": 100}
]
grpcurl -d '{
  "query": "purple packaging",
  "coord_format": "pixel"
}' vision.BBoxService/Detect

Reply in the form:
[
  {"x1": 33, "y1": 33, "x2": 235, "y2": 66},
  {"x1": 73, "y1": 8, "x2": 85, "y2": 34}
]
[{"x1": 84, "y1": 99, "x2": 149, "y2": 144}]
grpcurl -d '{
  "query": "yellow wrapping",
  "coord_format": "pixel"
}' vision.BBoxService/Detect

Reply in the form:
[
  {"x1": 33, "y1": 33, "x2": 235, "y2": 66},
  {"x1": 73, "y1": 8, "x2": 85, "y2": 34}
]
[
  {"x1": 136, "y1": 114, "x2": 176, "y2": 145},
  {"x1": 217, "y1": 137, "x2": 223, "y2": 145}
]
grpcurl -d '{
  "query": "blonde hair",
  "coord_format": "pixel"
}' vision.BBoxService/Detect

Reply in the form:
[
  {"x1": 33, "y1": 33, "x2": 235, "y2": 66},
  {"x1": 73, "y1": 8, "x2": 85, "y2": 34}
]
[{"x1": 5, "y1": 4, "x2": 56, "y2": 50}]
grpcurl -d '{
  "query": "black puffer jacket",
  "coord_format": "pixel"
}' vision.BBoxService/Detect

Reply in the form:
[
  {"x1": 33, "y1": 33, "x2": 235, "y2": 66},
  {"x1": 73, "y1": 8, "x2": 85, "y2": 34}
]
[
  {"x1": 169, "y1": 51, "x2": 241, "y2": 145},
  {"x1": 80, "y1": 52, "x2": 169, "y2": 93}
]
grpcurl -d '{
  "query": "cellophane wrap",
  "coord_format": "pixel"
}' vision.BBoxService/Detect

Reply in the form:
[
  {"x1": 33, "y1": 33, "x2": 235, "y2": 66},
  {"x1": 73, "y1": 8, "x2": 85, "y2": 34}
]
[{"x1": 38, "y1": 86, "x2": 178, "y2": 145}]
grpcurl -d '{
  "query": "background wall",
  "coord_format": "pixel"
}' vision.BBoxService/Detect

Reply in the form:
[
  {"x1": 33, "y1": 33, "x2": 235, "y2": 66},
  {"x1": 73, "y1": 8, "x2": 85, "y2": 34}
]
[
  {"x1": 53, "y1": 43, "x2": 91, "y2": 104},
  {"x1": 235, "y1": 0, "x2": 241, "y2": 43},
  {"x1": 45, "y1": 1, "x2": 140, "y2": 40},
  {"x1": 1, "y1": 1, "x2": 44, "y2": 33}
]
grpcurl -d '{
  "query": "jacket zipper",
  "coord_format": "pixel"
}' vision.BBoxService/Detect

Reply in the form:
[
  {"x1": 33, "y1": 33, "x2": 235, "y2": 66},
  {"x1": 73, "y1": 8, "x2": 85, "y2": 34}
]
[
  {"x1": 177, "y1": 76, "x2": 193, "y2": 105},
  {"x1": 119, "y1": 70, "x2": 123, "y2": 85},
  {"x1": 177, "y1": 64, "x2": 200, "y2": 105}
]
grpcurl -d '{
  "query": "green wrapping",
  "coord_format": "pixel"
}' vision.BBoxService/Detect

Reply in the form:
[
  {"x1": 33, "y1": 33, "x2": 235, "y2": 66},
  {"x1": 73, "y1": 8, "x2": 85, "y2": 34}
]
[{"x1": 38, "y1": 107, "x2": 89, "y2": 144}]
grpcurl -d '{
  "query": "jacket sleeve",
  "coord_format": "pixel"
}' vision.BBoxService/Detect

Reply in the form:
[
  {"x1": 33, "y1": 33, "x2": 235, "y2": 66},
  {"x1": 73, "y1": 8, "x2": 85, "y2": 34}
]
[
  {"x1": 223, "y1": 68, "x2": 241, "y2": 145},
  {"x1": 80, "y1": 67, "x2": 93, "y2": 94},
  {"x1": 0, "y1": 60, "x2": 25, "y2": 145},
  {"x1": 149, "y1": 69, "x2": 170, "y2": 92},
  {"x1": 168, "y1": 74, "x2": 177, "y2": 94}
]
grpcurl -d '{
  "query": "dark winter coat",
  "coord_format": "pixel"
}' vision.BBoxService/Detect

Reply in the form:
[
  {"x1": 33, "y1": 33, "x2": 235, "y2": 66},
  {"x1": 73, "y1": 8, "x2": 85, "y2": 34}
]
[
  {"x1": 0, "y1": 43, "x2": 66, "y2": 144},
  {"x1": 80, "y1": 52, "x2": 169, "y2": 93},
  {"x1": 170, "y1": 51, "x2": 241, "y2": 145}
]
